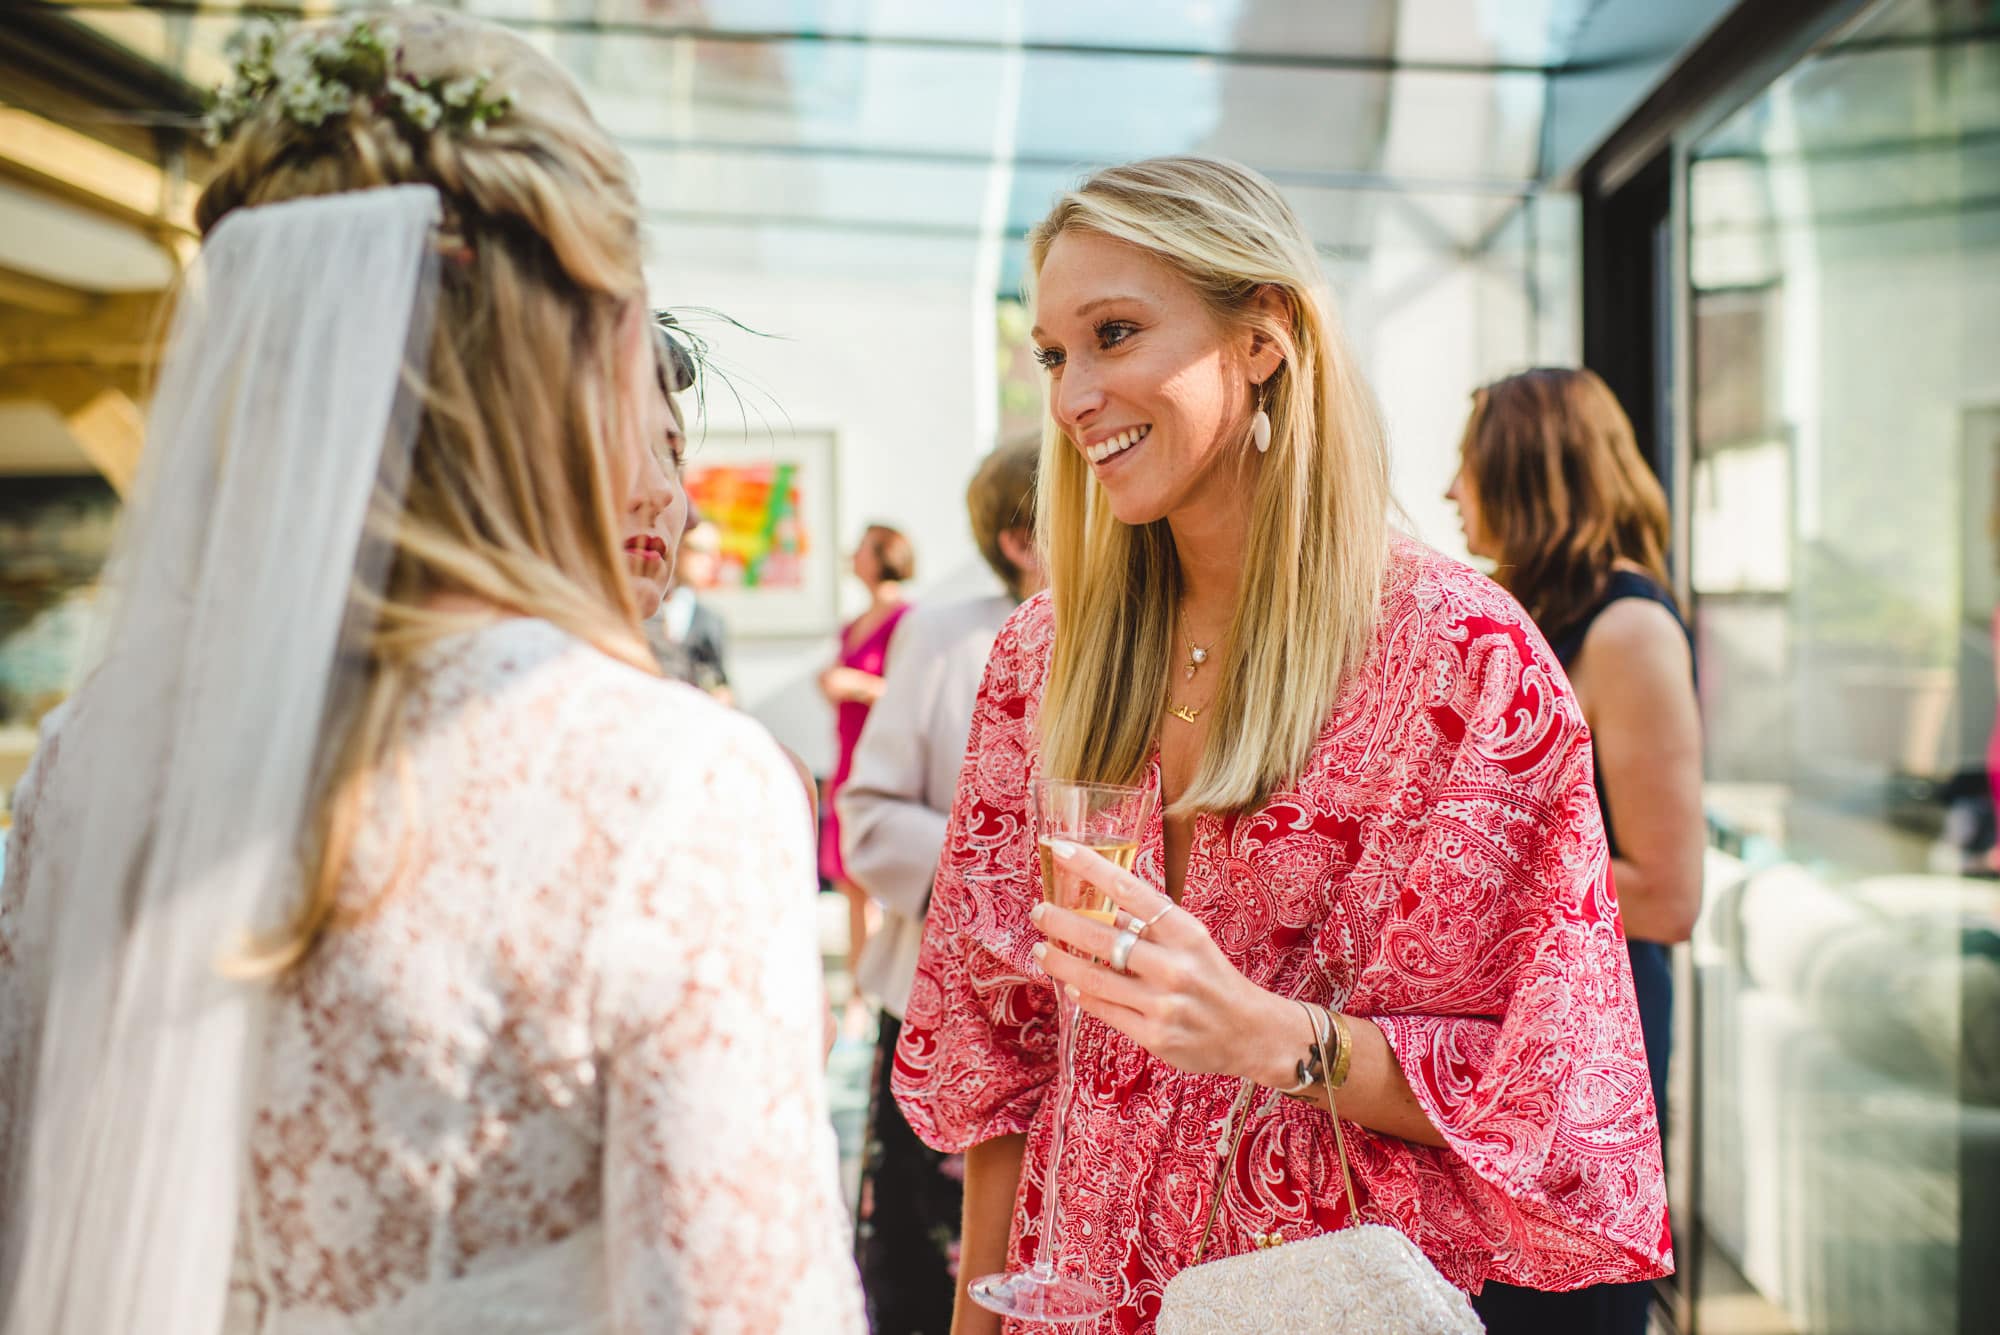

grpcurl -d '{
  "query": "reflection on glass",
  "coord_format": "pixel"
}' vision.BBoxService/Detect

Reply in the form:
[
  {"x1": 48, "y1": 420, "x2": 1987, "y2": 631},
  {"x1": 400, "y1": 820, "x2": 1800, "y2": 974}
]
[{"x1": 1687, "y1": 3, "x2": 1999, "y2": 1332}]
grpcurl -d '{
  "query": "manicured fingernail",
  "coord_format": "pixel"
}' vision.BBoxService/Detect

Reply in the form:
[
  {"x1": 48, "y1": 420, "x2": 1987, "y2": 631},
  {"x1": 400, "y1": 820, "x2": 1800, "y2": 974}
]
[
  {"x1": 1030, "y1": 902, "x2": 1046, "y2": 923},
  {"x1": 1032, "y1": 942, "x2": 1048, "y2": 962},
  {"x1": 1064, "y1": 984, "x2": 1080, "y2": 1000},
  {"x1": 1048, "y1": 839, "x2": 1078, "y2": 859}
]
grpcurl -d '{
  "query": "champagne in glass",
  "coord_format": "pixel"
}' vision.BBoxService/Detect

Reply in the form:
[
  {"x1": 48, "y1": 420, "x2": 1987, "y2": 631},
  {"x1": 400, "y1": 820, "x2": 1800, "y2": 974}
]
[
  {"x1": 967, "y1": 777, "x2": 1156, "y2": 1324},
  {"x1": 1038, "y1": 835, "x2": 1139, "y2": 926}
]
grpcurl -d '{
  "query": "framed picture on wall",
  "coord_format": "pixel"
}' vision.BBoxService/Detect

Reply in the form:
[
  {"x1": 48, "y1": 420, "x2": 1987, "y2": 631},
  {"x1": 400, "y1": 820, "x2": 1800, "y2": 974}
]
[{"x1": 680, "y1": 430, "x2": 840, "y2": 636}]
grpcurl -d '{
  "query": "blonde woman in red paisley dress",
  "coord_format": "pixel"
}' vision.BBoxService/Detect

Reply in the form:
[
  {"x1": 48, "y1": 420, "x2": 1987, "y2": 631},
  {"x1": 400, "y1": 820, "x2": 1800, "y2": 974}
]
[{"x1": 891, "y1": 157, "x2": 1672, "y2": 1335}]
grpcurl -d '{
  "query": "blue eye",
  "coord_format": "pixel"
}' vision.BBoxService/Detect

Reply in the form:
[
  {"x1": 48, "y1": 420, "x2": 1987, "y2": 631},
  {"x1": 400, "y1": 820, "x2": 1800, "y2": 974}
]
[{"x1": 1033, "y1": 345, "x2": 1065, "y2": 371}]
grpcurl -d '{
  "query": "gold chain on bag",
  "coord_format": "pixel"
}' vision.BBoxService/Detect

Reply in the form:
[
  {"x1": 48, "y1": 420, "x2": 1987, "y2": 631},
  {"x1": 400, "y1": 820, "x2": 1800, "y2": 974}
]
[
  {"x1": 1161, "y1": 1007, "x2": 1484, "y2": 1334},
  {"x1": 1190, "y1": 1007, "x2": 1359, "y2": 1265}
]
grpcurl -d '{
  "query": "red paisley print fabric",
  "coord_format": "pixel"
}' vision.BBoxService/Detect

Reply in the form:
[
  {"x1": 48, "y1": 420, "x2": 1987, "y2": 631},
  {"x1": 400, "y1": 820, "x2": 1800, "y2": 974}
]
[{"x1": 892, "y1": 537, "x2": 1671, "y2": 1333}]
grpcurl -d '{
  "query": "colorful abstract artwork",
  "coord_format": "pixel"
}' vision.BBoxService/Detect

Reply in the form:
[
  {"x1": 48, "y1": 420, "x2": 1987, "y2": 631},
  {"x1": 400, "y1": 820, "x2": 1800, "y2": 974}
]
[
  {"x1": 682, "y1": 460, "x2": 810, "y2": 591},
  {"x1": 679, "y1": 432, "x2": 838, "y2": 634}
]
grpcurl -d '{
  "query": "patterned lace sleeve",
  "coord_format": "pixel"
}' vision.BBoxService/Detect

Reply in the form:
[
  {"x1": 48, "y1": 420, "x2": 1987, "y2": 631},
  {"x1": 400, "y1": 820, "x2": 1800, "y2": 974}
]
[
  {"x1": 892, "y1": 598, "x2": 1055, "y2": 1152},
  {"x1": 595, "y1": 713, "x2": 865, "y2": 1335},
  {"x1": 1358, "y1": 600, "x2": 1672, "y2": 1291}
]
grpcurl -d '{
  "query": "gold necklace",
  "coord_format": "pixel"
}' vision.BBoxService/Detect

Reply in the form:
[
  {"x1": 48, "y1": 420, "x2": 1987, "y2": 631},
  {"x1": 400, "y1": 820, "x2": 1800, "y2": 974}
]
[{"x1": 1169, "y1": 612, "x2": 1217, "y2": 723}]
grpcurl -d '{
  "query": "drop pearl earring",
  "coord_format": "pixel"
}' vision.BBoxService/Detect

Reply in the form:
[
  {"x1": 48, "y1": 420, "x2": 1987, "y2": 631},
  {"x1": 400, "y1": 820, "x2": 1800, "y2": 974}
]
[{"x1": 1251, "y1": 407, "x2": 1272, "y2": 453}]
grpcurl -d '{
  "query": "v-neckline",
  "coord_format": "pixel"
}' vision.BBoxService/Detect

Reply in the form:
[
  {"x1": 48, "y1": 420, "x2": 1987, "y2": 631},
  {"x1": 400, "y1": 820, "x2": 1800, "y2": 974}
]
[{"x1": 1144, "y1": 749, "x2": 1209, "y2": 910}]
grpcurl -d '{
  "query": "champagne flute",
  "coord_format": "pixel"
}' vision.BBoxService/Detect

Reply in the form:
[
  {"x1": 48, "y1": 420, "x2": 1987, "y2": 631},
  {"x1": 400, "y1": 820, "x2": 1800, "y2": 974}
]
[{"x1": 967, "y1": 777, "x2": 1157, "y2": 1324}]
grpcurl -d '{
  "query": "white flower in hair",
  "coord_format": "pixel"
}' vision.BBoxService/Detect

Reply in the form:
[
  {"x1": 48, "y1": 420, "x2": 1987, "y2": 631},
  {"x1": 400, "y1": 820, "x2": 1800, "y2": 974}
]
[
  {"x1": 203, "y1": 15, "x2": 511, "y2": 147},
  {"x1": 439, "y1": 76, "x2": 484, "y2": 110},
  {"x1": 387, "y1": 77, "x2": 443, "y2": 132}
]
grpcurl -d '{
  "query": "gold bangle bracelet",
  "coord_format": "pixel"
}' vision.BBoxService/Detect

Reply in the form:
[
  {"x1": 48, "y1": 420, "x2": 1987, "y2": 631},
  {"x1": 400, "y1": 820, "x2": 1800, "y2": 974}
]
[{"x1": 1321, "y1": 1006, "x2": 1354, "y2": 1090}]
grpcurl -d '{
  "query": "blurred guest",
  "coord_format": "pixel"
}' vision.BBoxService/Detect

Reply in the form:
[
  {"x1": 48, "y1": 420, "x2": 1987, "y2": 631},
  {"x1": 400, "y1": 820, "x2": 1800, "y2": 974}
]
[
  {"x1": 896, "y1": 158, "x2": 1668, "y2": 1335},
  {"x1": 0, "y1": 12, "x2": 862, "y2": 1333},
  {"x1": 1447, "y1": 365, "x2": 1703, "y2": 1335},
  {"x1": 660, "y1": 519, "x2": 740, "y2": 699},
  {"x1": 819, "y1": 523, "x2": 914, "y2": 977},
  {"x1": 649, "y1": 517, "x2": 734, "y2": 704},
  {"x1": 840, "y1": 440, "x2": 1043, "y2": 1334}
]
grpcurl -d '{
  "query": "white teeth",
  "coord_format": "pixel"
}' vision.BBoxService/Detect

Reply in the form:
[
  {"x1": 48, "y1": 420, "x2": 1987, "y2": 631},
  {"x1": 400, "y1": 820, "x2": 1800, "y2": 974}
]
[{"x1": 1088, "y1": 425, "x2": 1149, "y2": 464}]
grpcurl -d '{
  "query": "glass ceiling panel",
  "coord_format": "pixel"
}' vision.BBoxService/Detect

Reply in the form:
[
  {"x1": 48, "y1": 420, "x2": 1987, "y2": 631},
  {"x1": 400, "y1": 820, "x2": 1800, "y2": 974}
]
[
  {"x1": 504, "y1": 0, "x2": 1579, "y2": 70},
  {"x1": 45, "y1": 3, "x2": 1547, "y2": 179},
  {"x1": 33, "y1": 0, "x2": 1556, "y2": 286}
]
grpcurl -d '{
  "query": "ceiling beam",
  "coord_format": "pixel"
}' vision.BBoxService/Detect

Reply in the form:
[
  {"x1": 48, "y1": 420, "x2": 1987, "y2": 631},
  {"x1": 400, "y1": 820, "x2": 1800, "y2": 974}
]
[
  {"x1": 0, "y1": 290, "x2": 171, "y2": 370},
  {"x1": 0, "y1": 266, "x2": 93, "y2": 317},
  {"x1": 640, "y1": 206, "x2": 1369, "y2": 262},
  {"x1": 62, "y1": 382, "x2": 145, "y2": 494},
  {"x1": 617, "y1": 134, "x2": 1538, "y2": 199},
  {"x1": 2, "y1": 4, "x2": 205, "y2": 123},
  {"x1": 0, "y1": 108, "x2": 195, "y2": 234},
  {"x1": 0, "y1": 362, "x2": 148, "y2": 403}
]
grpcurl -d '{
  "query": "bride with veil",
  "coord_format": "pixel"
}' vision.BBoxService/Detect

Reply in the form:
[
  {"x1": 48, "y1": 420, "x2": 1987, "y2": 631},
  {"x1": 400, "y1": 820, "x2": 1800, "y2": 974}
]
[{"x1": 0, "y1": 9, "x2": 863, "y2": 1333}]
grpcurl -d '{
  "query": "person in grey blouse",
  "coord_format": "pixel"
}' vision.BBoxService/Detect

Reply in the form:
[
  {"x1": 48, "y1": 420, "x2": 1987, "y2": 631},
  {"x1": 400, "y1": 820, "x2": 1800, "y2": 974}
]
[{"x1": 839, "y1": 439, "x2": 1042, "y2": 1335}]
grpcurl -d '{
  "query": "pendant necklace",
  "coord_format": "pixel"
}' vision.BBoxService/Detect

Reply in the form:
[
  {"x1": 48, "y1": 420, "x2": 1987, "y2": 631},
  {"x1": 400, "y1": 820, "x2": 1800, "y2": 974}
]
[{"x1": 1168, "y1": 615, "x2": 1217, "y2": 725}]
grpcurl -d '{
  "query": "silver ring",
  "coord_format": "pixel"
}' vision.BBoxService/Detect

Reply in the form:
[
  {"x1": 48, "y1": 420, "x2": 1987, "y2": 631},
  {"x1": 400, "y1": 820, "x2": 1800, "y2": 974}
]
[
  {"x1": 1108, "y1": 926, "x2": 1142, "y2": 974},
  {"x1": 1131, "y1": 903, "x2": 1176, "y2": 939}
]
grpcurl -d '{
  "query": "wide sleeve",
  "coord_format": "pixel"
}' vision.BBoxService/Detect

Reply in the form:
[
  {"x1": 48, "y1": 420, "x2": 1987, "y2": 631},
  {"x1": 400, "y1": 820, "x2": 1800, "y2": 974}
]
[
  {"x1": 1352, "y1": 602, "x2": 1672, "y2": 1292},
  {"x1": 837, "y1": 612, "x2": 950, "y2": 921},
  {"x1": 594, "y1": 713, "x2": 865, "y2": 1335},
  {"x1": 891, "y1": 600, "x2": 1055, "y2": 1152}
]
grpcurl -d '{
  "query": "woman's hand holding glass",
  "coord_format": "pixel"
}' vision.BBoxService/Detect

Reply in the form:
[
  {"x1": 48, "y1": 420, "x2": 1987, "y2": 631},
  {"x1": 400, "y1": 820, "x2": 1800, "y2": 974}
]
[{"x1": 1029, "y1": 840, "x2": 1302, "y2": 1087}]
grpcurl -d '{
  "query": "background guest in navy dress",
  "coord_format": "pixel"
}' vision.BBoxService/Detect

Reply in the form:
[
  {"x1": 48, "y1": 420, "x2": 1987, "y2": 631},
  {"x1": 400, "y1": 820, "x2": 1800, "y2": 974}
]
[{"x1": 1448, "y1": 365, "x2": 1705, "y2": 1335}]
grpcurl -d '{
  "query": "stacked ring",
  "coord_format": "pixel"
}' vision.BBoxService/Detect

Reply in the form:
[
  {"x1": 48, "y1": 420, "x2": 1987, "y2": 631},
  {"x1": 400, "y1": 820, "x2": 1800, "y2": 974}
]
[{"x1": 1108, "y1": 928, "x2": 1142, "y2": 973}]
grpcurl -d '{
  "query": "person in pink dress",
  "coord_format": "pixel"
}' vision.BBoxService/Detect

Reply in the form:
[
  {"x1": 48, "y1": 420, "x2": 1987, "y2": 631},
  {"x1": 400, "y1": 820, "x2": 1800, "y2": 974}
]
[
  {"x1": 892, "y1": 157, "x2": 1671, "y2": 1334},
  {"x1": 820, "y1": 524, "x2": 915, "y2": 972}
]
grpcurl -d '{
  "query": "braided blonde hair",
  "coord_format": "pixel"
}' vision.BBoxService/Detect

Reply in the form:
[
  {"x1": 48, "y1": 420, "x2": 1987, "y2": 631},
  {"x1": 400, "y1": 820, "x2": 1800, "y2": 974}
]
[{"x1": 195, "y1": 8, "x2": 656, "y2": 972}]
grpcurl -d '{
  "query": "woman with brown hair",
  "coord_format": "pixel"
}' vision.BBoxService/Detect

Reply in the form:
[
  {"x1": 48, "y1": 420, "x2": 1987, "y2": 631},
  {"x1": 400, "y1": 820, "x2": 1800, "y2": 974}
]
[
  {"x1": 1447, "y1": 366, "x2": 1704, "y2": 1335},
  {"x1": 0, "y1": 10, "x2": 862, "y2": 1332}
]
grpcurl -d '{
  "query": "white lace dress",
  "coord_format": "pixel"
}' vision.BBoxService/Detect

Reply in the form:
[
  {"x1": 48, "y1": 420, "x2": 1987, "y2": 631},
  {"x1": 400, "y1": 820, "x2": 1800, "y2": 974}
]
[{"x1": 0, "y1": 619, "x2": 865, "y2": 1334}]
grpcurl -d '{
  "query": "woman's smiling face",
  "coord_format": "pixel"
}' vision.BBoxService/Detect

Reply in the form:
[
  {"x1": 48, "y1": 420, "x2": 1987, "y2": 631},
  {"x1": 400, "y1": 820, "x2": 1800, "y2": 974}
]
[{"x1": 1031, "y1": 229, "x2": 1263, "y2": 527}]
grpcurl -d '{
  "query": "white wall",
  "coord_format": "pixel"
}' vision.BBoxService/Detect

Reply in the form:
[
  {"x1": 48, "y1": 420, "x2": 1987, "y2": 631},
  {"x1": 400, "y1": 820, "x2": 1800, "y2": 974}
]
[
  {"x1": 1351, "y1": 203, "x2": 1580, "y2": 567},
  {"x1": 646, "y1": 262, "x2": 999, "y2": 774}
]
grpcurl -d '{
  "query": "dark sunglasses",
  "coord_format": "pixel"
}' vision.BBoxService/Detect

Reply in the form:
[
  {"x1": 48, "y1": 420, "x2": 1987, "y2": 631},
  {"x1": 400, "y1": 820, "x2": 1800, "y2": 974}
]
[{"x1": 651, "y1": 314, "x2": 696, "y2": 396}]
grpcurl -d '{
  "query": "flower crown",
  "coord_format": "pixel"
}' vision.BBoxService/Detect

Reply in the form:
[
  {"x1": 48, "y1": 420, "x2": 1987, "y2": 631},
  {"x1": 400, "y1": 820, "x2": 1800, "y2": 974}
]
[{"x1": 203, "y1": 17, "x2": 513, "y2": 149}]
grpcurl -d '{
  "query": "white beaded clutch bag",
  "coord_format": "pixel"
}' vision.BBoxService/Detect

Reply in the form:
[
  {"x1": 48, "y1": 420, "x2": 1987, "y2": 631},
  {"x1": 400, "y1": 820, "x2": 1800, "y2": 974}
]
[{"x1": 1157, "y1": 1045, "x2": 1483, "y2": 1335}]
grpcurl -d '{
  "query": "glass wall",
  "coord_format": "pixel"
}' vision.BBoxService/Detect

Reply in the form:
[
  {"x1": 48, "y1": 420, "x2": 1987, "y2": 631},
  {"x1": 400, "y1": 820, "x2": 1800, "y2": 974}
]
[{"x1": 1685, "y1": 2, "x2": 1999, "y2": 1331}]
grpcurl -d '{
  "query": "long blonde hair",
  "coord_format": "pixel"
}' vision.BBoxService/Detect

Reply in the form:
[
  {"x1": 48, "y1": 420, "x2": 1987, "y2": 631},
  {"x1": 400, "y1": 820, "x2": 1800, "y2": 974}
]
[
  {"x1": 194, "y1": 8, "x2": 655, "y2": 972},
  {"x1": 1029, "y1": 157, "x2": 1390, "y2": 814}
]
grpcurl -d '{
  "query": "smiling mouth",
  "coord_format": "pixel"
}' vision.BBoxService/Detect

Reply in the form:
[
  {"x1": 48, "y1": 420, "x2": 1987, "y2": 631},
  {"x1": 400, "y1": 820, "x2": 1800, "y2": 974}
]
[
  {"x1": 624, "y1": 535, "x2": 668, "y2": 563},
  {"x1": 1087, "y1": 424, "x2": 1150, "y2": 464}
]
